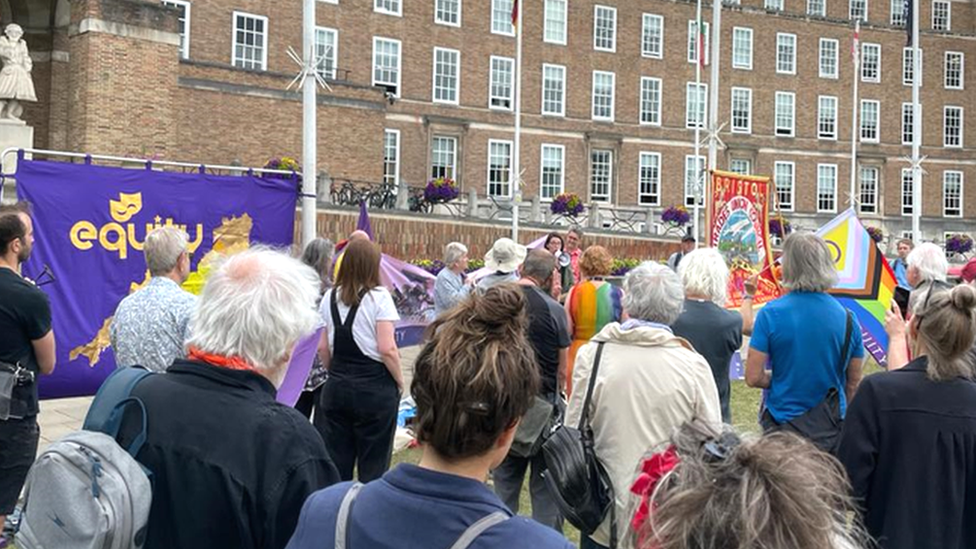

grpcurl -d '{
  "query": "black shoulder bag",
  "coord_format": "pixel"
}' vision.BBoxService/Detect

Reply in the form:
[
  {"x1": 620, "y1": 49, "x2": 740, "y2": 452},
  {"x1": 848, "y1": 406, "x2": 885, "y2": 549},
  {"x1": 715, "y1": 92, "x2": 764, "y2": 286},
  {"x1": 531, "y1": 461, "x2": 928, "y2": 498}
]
[
  {"x1": 763, "y1": 310, "x2": 854, "y2": 454},
  {"x1": 540, "y1": 342, "x2": 617, "y2": 548}
]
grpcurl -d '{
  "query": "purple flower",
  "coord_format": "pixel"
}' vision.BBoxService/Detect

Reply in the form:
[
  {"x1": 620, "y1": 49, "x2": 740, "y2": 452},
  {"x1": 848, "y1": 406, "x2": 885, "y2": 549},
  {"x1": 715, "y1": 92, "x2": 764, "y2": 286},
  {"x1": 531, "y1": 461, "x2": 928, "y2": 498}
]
[
  {"x1": 424, "y1": 177, "x2": 459, "y2": 203},
  {"x1": 769, "y1": 218, "x2": 792, "y2": 238},
  {"x1": 866, "y1": 226, "x2": 884, "y2": 244},
  {"x1": 661, "y1": 206, "x2": 691, "y2": 226},
  {"x1": 551, "y1": 193, "x2": 585, "y2": 217},
  {"x1": 946, "y1": 234, "x2": 973, "y2": 254}
]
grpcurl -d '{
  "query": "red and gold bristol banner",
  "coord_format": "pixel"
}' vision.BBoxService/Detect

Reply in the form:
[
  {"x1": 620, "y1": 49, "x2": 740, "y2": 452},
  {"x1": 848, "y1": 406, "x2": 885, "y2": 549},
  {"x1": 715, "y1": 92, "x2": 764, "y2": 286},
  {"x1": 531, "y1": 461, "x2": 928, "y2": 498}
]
[{"x1": 708, "y1": 170, "x2": 781, "y2": 307}]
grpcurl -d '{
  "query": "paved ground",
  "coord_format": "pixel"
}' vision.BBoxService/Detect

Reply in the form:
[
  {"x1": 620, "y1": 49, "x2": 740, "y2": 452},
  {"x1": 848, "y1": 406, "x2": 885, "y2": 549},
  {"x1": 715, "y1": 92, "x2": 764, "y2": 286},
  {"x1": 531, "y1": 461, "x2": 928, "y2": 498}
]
[{"x1": 34, "y1": 345, "x2": 422, "y2": 456}]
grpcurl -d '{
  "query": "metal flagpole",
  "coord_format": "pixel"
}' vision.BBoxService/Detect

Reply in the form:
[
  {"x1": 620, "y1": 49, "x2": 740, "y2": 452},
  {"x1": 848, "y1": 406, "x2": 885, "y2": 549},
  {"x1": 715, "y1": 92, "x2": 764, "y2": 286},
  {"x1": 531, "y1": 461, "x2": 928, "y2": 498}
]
[
  {"x1": 692, "y1": 0, "x2": 703, "y2": 242},
  {"x1": 849, "y1": 20, "x2": 860, "y2": 207},
  {"x1": 300, "y1": 0, "x2": 317, "y2": 247},
  {"x1": 910, "y1": 0, "x2": 922, "y2": 242},
  {"x1": 511, "y1": 0, "x2": 523, "y2": 241},
  {"x1": 706, "y1": 0, "x2": 722, "y2": 242}
]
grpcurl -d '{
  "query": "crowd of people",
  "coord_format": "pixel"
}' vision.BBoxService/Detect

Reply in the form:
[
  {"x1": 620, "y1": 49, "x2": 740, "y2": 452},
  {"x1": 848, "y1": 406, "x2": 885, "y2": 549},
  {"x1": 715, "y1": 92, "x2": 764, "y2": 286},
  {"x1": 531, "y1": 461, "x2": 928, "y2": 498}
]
[{"x1": 1, "y1": 200, "x2": 975, "y2": 549}]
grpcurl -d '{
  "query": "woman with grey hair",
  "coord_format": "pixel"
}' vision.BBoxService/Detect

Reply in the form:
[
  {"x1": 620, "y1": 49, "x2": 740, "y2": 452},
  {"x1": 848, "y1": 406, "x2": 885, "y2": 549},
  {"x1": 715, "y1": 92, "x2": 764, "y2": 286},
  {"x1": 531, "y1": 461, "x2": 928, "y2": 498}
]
[
  {"x1": 433, "y1": 241, "x2": 472, "y2": 316},
  {"x1": 296, "y1": 238, "x2": 335, "y2": 421},
  {"x1": 566, "y1": 262, "x2": 721, "y2": 549},
  {"x1": 671, "y1": 248, "x2": 755, "y2": 423},
  {"x1": 746, "y1": 232, "x2": 864, "y2": 451}
]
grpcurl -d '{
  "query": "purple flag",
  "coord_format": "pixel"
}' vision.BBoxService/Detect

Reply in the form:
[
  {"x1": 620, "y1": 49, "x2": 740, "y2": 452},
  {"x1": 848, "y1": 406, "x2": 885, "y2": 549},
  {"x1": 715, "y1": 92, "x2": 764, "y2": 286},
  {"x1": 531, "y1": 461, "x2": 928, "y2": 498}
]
[
  {"x1": 276, "y1": 328, "x2": 323, "y2": 407},
  {"x1": 356, "y1": 201, "x2": 373, "y2": 240},
  {"x1": 16, "y1": 159, "x2": 298, "y2": 398}
]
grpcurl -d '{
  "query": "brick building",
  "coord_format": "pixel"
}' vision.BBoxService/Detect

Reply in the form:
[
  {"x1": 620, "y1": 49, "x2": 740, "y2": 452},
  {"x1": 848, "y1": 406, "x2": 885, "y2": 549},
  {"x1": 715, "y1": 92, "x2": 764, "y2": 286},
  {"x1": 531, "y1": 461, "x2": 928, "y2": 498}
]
[{"x1": 6, "y1": 0, "x2": 975, "y2": 244}]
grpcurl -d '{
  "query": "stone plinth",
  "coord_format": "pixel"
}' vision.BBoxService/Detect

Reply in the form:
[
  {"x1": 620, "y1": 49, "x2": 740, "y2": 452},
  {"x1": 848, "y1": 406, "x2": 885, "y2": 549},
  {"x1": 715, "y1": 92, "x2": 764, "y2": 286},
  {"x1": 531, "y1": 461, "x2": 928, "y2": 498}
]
[{"x1": 0, "y1": 120, "x2": 33, "y2": 201}]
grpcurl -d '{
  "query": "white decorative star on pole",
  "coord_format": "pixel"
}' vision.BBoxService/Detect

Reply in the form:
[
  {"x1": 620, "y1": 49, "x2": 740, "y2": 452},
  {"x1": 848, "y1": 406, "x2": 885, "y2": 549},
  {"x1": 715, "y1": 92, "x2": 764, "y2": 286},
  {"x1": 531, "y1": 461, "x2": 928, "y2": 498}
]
[
  {"x1": 701, "y1": 121, "x2": 727, "y2": 150},
  {"x1": 286, "y1": 45, "x2": 332, "y2": 92},
  {"x1": 900, "y1": 154, "x2": 929, "y2": 176}
]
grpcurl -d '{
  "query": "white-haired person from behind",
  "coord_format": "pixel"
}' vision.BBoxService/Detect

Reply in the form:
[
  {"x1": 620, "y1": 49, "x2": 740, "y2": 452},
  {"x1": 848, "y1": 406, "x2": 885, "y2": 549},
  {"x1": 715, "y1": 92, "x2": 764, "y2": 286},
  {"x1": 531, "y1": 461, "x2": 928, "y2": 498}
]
[
  {"x1": 886, "y1": 242, "x2": 950, "y2": 370},
  {"x1": 671, "y1": 248, "x2": 755, "y2": 424},
  {"x1": 566, "y1": 262, "x2": 721, "y2": 549},
  {"x1": 117, "y1": 247, "x2": 340, "y2": 549},
  {"x1": 110, "y1": 226, "x2": 197, "y2": 372}
]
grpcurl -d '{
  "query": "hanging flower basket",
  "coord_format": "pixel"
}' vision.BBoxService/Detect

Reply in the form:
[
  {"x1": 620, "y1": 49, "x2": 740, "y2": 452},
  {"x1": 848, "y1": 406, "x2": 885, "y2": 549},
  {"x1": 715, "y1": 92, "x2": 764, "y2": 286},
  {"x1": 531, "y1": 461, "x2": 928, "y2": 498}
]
[
  {"x1": 865, "y1": 226, "x2": 884, "y2": 244},
  {"x1": 769, "y1": 218, "x2": 793, "y2": 239},
  {"x1": 551, "y1": 193, "x2": 585, "y2": 217},
  {"x1": 661, "y1": 205, "x2": 691, "y2": 227},
  {"x1": 264, "y1": 157, "x2": 302, "y2": 182},
  {"x1": 424, "y1": 177, "x2": 459, "y2": 204},
  {"x1": 946, "y1": 234, "x2": 974, "y2": 255}
]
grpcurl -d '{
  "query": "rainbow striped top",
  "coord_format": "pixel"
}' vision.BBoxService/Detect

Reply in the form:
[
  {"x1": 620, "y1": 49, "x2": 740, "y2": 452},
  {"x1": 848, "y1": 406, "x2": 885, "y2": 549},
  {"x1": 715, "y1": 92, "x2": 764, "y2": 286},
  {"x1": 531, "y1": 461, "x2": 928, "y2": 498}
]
[{"x1": 568, "y1": 280, "x2": 624, "y2": 342}]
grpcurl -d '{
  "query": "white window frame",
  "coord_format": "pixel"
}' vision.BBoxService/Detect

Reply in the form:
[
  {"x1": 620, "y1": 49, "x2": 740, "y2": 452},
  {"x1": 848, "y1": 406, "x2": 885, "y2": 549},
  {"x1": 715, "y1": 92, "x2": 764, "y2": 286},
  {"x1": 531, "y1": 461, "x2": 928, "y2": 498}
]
[
  {"x1": 819, "y1": 38, "x2": 839, "y2": 79},
  {"x1": 732, "y1": 27, "x2": 753, "y2": 70},
  {"x1": 932, "y1": 0, "x2": 951, "y2": 31},
  {"x1": 374, "y1": 0, "x2": 402, "y2": 16},
  {"x1": 861, "y1": 43, "x2": 881, "y2": 83},
  {"x1": 901, "y1": 168, "x2": 915, "y2": 216},
  {"x1": 775, "y1": 91, "x2": 795, "y2": 137},
  {"x1": 432, "y1": 47, "x2": 460, "y2": 105},
  {"x1": 231, "y1": 11, "x2": 268, "y2": 71},
  {"x1": 544, "y1": 0, "x2": 568, "y2": 45},
  {"x1": 730, "y1": 159, "x2": 752, "y2": 175},
  {"x1": 639, "y1": 152, "x2": 662, "y2": 206},
  {"x1": 943, "y1": 171, "x2": 963, "y2": 217},
  {"x1": 817, "y1": 164, "x2": 839, "y2": 213},
  {"x1": 593, "y1": 5, "x2": 617, "y2": 52},
  {"x1": 540, "y1": 144, "x2": 566, "y2": 199},
  {"x1": 640, "y1": 77, "x2": 662, "y2": 126},
  {"x1": 945, "y1": 52, "x2": 964, "y2": 90},
  {"x1": 431, "y1": 135, "x2": 457, "y2": 181},
  {"x1": 944, "y1": 106, "x2": 963, "y2": 148},
  {"x1": 901, "y1": 102, "x2": 917, "y2": 145},
  {"x1": 766, "y1": 0, "x2": 784, "y2": 10},
  {"x1": 590, "y1": 149, "x2": 614, "y2": 203},
  {"x1": 890, "y1": 0, "x2": 906, "y2": 25},
  {"x1": 591, "y1": 71, "x2": 615, "y2": 122},
  {"x1": 687, "y1": 20, "x2": 710, "y2": 65},
  {"x1": 776, "y1": 33, "x2": 797, "y2": 75},
  {"x1": 435, "y1": 0, "x2": 461, "y2": 27},
  {"x1": 685, "y1": 82, "x2": 707, "y2": 129},
  {"x1": 314, "y1": 26, "x2": 338, "y2": 80},
  {"x1": 818, "y1": 95, "x2": 838, "y2": 140},
  {"x1": 488, "y1": 55, "x2": 514, "y2": 111},
  {"x1": 808, "y1": 0, "x2": 826, "y2": 17},
  {"x1": 731, "y1": 87, "x2": 752, "y2": 134},
  {"x1": 541, "y1": 64, "x2": 566, "y2": 117},
  {"x1": 383, "y1": 129, "x2": 400, "y2": 186},
  {"x1": 685, "y1": 155, "x2": 706, "y2": 207},
  {"x1": 487, "y1": 139, "x2": 513, "y2": 198},
  {"x1": 372, "y1": 36, "x2": 402, "y2": 96},
  {"x1": 860, "y1": 99, "x2": 880, "y2": 143},
  {"x1": 774, "y1": 161, "x2": 795, "y2": 212},
  {"x1": 902, "y1": 47, "x2": 923, "y2": 87},
  {"x1": 642, "y1": 14, "x2": 664, "y2": 59},
  {"x1": 849, "y1": 0, "x2": 868, "y2": 21},
  {"x1": 491, "y1": 0, "x2": 515, "y2": 36},
  {"x1": 162, "y1": 0, "x2": 191, "y2": 59},
  {"x1": 859, "y1": 166, "x2": 879, "y2": 214}
]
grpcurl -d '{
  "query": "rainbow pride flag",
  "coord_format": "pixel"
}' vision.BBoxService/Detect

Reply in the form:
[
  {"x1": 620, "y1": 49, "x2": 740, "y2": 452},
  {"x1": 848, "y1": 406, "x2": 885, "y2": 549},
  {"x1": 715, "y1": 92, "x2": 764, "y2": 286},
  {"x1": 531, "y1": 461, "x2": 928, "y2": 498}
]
[{"x1": 816, "y1": 209, "x2": 897, "y2": 366}]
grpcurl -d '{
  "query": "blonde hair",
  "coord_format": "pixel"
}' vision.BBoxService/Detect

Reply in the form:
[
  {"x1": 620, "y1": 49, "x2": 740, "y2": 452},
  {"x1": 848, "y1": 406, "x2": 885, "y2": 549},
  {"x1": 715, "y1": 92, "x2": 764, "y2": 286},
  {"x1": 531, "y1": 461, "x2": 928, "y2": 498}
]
[
  {"x1": 912, "y1": 284, "x2": 976, "y2": 381},
  {"x1": 580, "y1": 245, "x2": 613, "y2": 278}
]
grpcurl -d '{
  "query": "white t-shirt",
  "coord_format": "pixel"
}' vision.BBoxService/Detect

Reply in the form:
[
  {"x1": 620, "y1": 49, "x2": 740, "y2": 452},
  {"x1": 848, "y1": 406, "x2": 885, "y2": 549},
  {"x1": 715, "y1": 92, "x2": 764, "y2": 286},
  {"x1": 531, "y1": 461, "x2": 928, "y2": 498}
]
[{"x1": 320, "y1": 287, "x2": 400, "y2": 362}]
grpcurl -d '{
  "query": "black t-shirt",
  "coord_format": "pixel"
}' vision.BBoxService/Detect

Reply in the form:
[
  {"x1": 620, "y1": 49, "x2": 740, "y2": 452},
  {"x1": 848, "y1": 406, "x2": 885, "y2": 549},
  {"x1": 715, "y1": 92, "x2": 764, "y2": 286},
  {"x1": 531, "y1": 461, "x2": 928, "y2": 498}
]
[
  {"x1": 671, "y1": 299, "x2": 742, "y2": 423},
  {"x1": 0, "y1": 268, "x2": 52, "y2": 418},
  {"x1": 521, "y1": 285, "x2": 571, "y2": 395}
]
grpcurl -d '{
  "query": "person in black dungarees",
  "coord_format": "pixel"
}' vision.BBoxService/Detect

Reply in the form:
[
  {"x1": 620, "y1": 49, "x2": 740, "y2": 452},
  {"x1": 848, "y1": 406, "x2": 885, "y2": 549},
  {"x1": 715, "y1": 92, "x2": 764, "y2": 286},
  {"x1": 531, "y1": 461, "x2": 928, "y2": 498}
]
[{"x1": 317, "y1": 239, "x2": 404, "y2": 482}]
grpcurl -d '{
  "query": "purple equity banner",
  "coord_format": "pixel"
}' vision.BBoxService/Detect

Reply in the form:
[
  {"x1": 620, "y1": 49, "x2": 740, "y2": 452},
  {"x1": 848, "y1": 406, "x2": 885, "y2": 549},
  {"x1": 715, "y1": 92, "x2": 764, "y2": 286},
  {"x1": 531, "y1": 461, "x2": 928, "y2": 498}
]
[{"x1": 15, "y1": 159, "x2": 298, "y2": 399}]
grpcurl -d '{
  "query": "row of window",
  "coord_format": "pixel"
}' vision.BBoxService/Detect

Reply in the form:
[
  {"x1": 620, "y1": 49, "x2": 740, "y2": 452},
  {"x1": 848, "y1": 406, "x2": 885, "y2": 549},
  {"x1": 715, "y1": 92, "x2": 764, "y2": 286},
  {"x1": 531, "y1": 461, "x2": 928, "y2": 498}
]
[{"x1": 380, "y1": 129, "x2": 966, "y2": 217}]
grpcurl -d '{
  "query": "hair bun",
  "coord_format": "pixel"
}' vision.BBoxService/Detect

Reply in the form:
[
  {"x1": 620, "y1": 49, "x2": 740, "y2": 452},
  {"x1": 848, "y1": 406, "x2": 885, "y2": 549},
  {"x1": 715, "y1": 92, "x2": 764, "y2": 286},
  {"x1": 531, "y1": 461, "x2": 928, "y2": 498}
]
[
  {"x1": 950, "y1": 284, "x2": 976, "y2": 311},
  {"x1": 471, "y1": 285, "x2": 527, "y2": 334}
]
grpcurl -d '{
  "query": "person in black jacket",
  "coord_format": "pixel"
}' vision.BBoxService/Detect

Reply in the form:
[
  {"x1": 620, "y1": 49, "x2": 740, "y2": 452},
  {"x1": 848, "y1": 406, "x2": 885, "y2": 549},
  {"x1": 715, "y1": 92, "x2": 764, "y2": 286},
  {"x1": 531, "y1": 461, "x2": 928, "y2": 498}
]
[
  {"x1": 838, "y1": 283, "x2": 976, "y2": 549},
  {"x1": 121, "y1": 248, "x2": 340, "y2": 549}
]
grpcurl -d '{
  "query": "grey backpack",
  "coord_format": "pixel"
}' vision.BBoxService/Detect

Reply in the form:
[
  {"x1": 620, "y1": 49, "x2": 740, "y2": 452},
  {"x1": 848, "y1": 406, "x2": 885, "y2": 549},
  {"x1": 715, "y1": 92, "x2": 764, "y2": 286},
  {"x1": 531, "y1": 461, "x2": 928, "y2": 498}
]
[{"x1": 18, "y1": 368, "x2": 154, "y2": 549}]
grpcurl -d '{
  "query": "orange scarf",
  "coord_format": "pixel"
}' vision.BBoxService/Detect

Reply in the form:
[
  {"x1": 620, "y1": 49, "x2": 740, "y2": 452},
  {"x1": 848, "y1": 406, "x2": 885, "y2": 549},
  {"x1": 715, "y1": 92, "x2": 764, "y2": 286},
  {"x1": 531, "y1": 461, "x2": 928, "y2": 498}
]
[{"x1": 187, "y1": 347, "x2": 258, "y2": 373}]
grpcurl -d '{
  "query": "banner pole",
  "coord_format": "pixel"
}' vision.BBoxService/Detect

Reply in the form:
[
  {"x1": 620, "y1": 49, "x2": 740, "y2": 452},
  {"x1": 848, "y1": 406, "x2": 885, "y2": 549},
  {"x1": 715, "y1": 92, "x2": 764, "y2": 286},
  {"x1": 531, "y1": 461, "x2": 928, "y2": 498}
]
[{"x1": 300, "y1": 0, "x2": 318, "y2": 248}]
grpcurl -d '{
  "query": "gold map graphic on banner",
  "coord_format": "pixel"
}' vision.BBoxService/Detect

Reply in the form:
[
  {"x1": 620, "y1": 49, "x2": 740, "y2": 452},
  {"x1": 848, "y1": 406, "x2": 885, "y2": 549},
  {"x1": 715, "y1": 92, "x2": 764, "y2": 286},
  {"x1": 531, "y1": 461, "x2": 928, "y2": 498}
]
[{"x1": 69, "y1": 214, "x2": 254, "y2": 367}]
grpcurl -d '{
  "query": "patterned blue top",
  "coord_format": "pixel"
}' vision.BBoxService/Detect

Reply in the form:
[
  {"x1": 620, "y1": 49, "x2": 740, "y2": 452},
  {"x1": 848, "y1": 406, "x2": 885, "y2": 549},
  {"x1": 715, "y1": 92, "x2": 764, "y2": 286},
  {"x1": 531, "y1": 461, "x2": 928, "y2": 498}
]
[{"x1": 110, "y1": 277, "x2": 197, "y2": 372}]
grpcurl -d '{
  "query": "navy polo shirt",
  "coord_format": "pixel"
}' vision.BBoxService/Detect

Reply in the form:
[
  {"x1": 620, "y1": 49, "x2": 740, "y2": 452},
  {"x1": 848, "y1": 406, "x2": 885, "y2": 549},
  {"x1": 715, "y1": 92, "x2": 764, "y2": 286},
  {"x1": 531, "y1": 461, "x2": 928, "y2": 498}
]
[{"x1": 286, "y1": 464, "x2": 574, "y2": 549}]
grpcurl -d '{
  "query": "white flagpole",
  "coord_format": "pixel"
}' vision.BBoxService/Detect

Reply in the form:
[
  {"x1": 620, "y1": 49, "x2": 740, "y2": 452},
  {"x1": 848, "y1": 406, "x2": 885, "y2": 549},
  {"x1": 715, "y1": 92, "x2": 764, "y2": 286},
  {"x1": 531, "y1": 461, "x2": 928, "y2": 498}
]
[
  {"x1": 300, "y1": 0, "x2": 317, "y2": 247},
  {"x1": 911, "y1": 1, "x2": 922, "y2": 242},
  {"x1": 692, "y1": 0, "x2": 703, "y2": 242},
  {"x1": 849, "y1": 20, "x2": 860, "y2": 207},
  {"x1": 512, "y1": 2, "x2": 523, "y2": 241},
  {"x1": 706, "y1": 0, "x2": 722, "y2": 243}
]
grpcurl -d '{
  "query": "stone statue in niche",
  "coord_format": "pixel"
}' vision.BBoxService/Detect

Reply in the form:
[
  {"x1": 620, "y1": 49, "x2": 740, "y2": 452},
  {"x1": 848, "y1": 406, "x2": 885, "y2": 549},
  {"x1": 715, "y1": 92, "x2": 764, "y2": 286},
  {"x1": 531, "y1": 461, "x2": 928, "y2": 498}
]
[{"x1": 0, "y1": 23, "x2": 37, "y2": 121}]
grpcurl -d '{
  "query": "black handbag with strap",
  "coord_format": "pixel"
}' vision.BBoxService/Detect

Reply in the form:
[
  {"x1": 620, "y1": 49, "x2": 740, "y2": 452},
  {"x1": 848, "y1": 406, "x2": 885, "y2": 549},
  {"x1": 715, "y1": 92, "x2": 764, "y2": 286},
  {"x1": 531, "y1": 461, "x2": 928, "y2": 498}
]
[
  {"x1": 762, "y1": 310, "x2": 854, "y2": 454},
  {"x1": 540, "y1": 342, "x2": 617, "y2": 548}
]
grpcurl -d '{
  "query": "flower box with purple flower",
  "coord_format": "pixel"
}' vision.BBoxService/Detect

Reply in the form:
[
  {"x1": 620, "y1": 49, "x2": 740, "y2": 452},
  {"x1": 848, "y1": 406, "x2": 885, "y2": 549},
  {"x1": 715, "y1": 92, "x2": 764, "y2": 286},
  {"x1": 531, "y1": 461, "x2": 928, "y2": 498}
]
[
  {"x1": 661, "y1": 206, "x2": 690, "y2": 227},
  {"x1": 946, "y1": 234, "x2": 974, "y2": 255},
  {"x1": 865, "y1": 226, "x2": 883, "y2": 244},
  {"x1": 769, "y1": 218, "x2": 792, "y2": 238},
  {"x1": 424, "y1": 177, "x2": 459, "y2": 203},
  {"x1": 550, "y1": 193, "x2": 585, "y2": 217}
]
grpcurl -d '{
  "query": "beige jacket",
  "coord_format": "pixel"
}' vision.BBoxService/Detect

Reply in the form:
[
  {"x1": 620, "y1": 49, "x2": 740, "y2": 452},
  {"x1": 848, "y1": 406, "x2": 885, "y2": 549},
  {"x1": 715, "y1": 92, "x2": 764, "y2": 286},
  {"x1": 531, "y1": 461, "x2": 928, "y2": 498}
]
[{"x1": 565, "y1": 322, "x2": 722, "y2": 547}]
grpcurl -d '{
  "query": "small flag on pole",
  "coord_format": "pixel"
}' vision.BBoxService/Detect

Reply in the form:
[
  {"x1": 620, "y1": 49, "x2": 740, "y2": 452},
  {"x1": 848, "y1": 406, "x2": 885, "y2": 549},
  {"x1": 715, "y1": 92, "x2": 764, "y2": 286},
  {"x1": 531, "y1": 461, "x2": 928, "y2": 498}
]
[
  {"x1": 851, "y1": 20, "x2": 860, "y2": 65},
  {"x1": 511, "y1": 0, "x2": 519, "y2": 27},
  {"x1": 904, "y1": 0, "x2": 913, "y2": 45},
  {"x1": 697, "y1": 16, "x2": 706, "y2": 69}
]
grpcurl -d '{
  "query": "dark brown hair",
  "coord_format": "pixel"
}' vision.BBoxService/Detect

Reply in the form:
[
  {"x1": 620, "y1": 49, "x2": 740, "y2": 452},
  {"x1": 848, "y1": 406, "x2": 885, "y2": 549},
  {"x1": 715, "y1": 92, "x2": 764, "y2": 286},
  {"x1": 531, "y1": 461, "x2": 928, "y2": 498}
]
[
  {"x1": 335, "y1": 238, "x2": 381, "y2": 307},
  {"x1": 411, "y1": 284, "x2": 540, "y2": 460},
  {"x1": 544, "y1": 232, "x2": 563, "y2": 251},
  {"x1": 0, "y1": 202, "x2": 30, "y2": 255}
]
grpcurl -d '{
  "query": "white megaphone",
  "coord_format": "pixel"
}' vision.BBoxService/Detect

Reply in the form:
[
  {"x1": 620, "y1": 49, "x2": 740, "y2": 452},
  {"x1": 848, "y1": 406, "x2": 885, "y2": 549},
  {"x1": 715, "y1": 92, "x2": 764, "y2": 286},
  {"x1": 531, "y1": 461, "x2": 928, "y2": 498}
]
[{"x1": 557, "y1": 252, "x2": 571, "y2": 269}]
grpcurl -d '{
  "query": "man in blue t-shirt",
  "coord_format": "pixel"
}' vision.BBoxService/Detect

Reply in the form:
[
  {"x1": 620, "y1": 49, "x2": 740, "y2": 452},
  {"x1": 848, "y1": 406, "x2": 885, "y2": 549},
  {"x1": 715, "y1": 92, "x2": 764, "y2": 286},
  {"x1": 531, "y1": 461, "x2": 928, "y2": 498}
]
[{"x1": 745, "y1": 233, "x2": 864, "y2": 425}]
